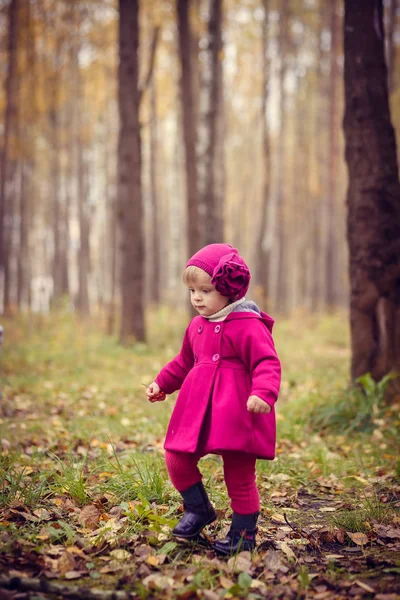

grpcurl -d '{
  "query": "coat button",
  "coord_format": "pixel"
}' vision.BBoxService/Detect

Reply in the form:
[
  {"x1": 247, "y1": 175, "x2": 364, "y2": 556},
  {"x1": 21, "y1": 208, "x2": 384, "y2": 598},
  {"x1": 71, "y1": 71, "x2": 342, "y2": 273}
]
[
  {"x1": 214, "y1": 325, "x2": 221, "y2": 333},
  {"x1": 212, "y1": 353, "x2": 220, "y2": 362},
  {"x1": 197, "y1": 325, "x2": 203, "y2": 334}
]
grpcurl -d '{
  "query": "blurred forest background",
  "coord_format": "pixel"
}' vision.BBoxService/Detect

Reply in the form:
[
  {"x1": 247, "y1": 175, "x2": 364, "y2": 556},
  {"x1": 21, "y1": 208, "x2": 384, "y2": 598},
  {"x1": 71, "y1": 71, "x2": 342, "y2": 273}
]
[{"x1": 0, "y1": 0, "x2": 399, "y2": 353}]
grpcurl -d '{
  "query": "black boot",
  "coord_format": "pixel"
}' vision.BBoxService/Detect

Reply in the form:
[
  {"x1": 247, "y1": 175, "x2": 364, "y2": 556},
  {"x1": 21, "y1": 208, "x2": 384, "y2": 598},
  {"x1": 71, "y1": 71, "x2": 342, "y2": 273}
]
[
  {"x1": 213, "y1": 511, "x2": 259, "y2": 555},
  {"x1": 172, "y1": 481, "x2": 217, "y2": 540}
]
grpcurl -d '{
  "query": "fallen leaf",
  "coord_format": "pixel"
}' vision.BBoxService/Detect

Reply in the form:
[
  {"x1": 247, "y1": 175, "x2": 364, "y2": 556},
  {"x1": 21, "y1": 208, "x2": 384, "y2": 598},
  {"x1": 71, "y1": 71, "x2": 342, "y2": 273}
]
[
  {"x1": 276, "y1": 541, "x2": 296, "y2": 561},
  {"x1": 219, "y1": 575, "x2": 235, "y2": 589},
  {"x1": 147, "y1": 554, "x2": 160, "y2": 566},
  {"x1": 264, "y1": 549, "x2": 289, "y2": 574},
  {"x1": 110, "y1": 549, "x2": 131, "y2": 560},
  {"x1": 354, "y1": 580, "x2": 375, "y2": 593},
  {"x1": 227, "y1": 551, "x2": 252, "y2": 573},
  {"x1": 142, "y1": 574, "x2": 175, "y2": 590},
  {"x1": 78, "y1": 505, "x2": 100, "y2": 529},
  {"x1": 57, "y1": 551, "x2": 76, "y2": 576},
  {"x1": 347, "y1": 532, "x2": 369, "y2": 545},
  {"x1": 271, "y1": 513, "x2": 286, "y2": 524},
  {"x1": 64, "y1": 570, "x2": 84, "y2": 580}
]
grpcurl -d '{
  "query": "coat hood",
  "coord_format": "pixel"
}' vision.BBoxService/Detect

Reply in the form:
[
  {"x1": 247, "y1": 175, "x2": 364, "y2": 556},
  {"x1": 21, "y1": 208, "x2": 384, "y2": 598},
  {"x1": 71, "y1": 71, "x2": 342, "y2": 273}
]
[{"x1": 226, "y1": 307, "x2": 275, "y2": 333}]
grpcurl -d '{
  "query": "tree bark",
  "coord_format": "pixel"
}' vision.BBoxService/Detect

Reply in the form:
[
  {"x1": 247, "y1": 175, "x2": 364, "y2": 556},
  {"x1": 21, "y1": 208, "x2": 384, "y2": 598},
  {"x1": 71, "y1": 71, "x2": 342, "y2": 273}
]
[
  {"x1": 50, "y1": 37, "x2": 69, "y2": 305},
  {"x1": 76, "y1": 143, "x2": 90, "y2": 315},
  {"x1": 385, "y1": 0, "x2": 398, "y2": 94},
  {"x1": 275, "y1": 0, "x2": 289, "y2": 312},
  {"x1": 149, "y1": 79, "x2": 161, "y2": 304},
  {"x1": 255, "y1": 0, "x2": 271, "y2": 303},
  {"x1": 177, "y1": 0, "x2": 201, "y2": 257},
  {"x1": 203, "y1": 0, "x2": 225, "y2": 244},
  {"x1": 344, "y1": 0, "x2": 400, "y2": 382},
  {"x1": 0, "y1": 0, "x2": 19, "y2": 312},
  {"x1": 118, "y1": 0, "x2": 145, "y2": 343},
  {"x1": 325, "y1": 0, "x2": 340, "y2": 308}
]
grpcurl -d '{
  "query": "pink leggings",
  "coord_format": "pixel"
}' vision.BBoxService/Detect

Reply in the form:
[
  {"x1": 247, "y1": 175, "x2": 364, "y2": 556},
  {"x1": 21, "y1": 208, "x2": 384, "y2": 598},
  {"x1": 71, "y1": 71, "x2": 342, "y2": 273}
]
[{"x1": 165, "y1": 450, "x2": 260, "y2": 514}]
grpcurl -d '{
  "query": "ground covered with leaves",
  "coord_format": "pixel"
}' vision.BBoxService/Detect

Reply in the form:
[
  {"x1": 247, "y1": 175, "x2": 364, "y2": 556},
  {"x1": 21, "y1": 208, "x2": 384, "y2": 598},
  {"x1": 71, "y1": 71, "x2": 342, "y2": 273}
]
[{"x1": 0, "y1": 310, "x2": 399, "y2": 600}]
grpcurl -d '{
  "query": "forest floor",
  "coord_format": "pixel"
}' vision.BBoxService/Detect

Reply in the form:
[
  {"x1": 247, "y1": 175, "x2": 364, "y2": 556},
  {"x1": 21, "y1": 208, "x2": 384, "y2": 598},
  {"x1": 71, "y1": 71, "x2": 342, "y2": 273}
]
[{"x1": 0, "y1": 309, "x2": 399, "y2": 600}]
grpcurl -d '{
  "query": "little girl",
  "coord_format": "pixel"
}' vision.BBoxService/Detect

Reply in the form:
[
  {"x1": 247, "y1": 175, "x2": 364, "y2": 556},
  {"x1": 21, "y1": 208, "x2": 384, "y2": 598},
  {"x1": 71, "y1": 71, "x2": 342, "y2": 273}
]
[{"x1": 146, "y1": 243, "x2": 281, "y2": 554}]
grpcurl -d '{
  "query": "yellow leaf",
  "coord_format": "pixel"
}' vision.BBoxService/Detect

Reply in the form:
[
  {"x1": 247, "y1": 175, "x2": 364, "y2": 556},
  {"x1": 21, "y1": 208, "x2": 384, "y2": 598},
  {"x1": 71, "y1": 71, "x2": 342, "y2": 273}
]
[
  {"x1": 271, "y1": 513, "x2": 286, "y2": 524},
  {"x1": 219, "y1": 575, "x2": 235, "y2": 589},
  {"x1": 146, "y1": 555, "x2": 159, "y2": 566},
  {"x1": 347, "y1": 532, "x2": 369, "y2": 545},
  {"x1": 110, "y1": 549, "x2": 131, "y2": 560}
]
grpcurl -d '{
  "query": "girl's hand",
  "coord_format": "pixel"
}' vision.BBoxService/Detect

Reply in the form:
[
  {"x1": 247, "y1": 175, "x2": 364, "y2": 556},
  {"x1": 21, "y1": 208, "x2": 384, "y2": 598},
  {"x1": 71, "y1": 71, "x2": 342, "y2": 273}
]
[
  {"x1": 247, "y1": 395, "x2": 271, "y2": 414},
  {"x1": 145, "y1": 382, "x2": 166, "y2": 402}
]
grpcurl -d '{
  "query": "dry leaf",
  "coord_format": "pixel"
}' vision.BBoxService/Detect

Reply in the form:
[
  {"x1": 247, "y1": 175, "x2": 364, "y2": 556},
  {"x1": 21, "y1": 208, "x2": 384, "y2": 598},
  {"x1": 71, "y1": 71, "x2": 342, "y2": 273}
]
[
  {"x1": 277, "y1": 541, "x2": 296, "y2": 561},
  {"x1": 347, "y1": 532, "x2": 369, "y2": 545},
  {"x1": 219, "y1": 575, "x2": 235, "y2": 589},
  {"x1": 64, "y1": 570, "x2": 83, "y2": 580},
  {"x1": 271, "y1": 513, "x2": 286, "y2": 524},
  {"x1": 147, "y1": 554, "x2": 160, "y2": 566},
  {"x1": 264, "y1": 549, "x2": 289, "y2": 574},
  {"x1": 142, "y1": 574, "x2": 175, "y2": 590},
  {"x1": 110, "y1": 549, "x2": 131, "y2": 560},
  {"x1": 227, "y1": 551, "x2": 252, "y2": 573},
  {"x1": 354, "y1": 580, "x2": 375, "y2": 593},
  {"x1": 57, "y1": 552, "x2": 76, "y2": 576},
  {"x1": 78, "y1": 505, "x2": 100, "y2": 529}
]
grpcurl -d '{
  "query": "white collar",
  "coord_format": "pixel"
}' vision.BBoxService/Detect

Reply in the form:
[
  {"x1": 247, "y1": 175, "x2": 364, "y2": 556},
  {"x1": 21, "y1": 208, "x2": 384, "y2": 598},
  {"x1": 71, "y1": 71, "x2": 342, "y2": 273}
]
[{"x1": 203, "y1": 297, "x2": 246, "y2": 322}]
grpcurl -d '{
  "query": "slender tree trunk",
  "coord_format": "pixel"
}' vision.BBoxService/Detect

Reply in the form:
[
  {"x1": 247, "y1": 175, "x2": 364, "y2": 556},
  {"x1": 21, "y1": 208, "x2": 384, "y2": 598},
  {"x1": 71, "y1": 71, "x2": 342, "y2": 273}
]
[
  {"x1": 203, "y1": 0, "x2": 225, "y2": 244},
  {"x1": 118, "y1": 0, "x2": 145, "y2": 343},
  {"x1": 104, "y1": 114, "x2": 117, "y2": 335},
  {"x1": 17, "y1": 163, "x2": 28, "y2": 308},
  {"x1": 0, "y1": 0, "x2": 19, "y2": 312},
  {"x1": 385, "y1": 0, "x2": 398, "y2": 93},
  {"x1": 149, "y1": 80, "x2": 161, "y2": 304},
  {"x1": 325, "y1": 0, "x2": 340, "y2": 308},
  {"x1": 344, "y1": 0, "x2": 400, "y2": 382},
  {"x1": 255, "y1": 0, "x2": 271, "y2": 303},
  {"x1": 275, "y1": 0, "x2": 289, "y2": 312},
  {"x1": 76, "y1": 143, "x2": 90, "y2": 315},
  {"x1": 313, "y1": 0, "x2": 329, "y2": 311},
  {"x1": 177, "y1": 0, "x2": 201, "y2": 257},
  {"x1": 49, "y1": 44, "x2": 69, "y2": 305}
]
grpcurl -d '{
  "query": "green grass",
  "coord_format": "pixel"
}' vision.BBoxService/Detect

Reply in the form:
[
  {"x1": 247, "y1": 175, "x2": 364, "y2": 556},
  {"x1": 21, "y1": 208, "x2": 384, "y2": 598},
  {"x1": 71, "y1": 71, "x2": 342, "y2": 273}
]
[{"x1": 0, "y1": 308, "x2": 399, "y2": 597}]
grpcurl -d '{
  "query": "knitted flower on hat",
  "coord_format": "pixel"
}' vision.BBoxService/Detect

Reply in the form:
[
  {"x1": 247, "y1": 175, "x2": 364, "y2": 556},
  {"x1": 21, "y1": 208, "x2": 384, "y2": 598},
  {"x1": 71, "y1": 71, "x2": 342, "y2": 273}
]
[
  {"x1": 186, "y1": 243, "x2": 251, "y2": 299},
  {"x1": 211, "y1": 252, "x2": 251, "y2": 298}
]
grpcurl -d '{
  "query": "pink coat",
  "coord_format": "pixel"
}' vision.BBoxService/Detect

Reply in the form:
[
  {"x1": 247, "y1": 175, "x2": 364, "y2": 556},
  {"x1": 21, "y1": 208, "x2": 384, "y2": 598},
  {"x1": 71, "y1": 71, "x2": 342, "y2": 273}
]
[{"x1": 155, "y1": 311, "x2": 281, "y2": 459}]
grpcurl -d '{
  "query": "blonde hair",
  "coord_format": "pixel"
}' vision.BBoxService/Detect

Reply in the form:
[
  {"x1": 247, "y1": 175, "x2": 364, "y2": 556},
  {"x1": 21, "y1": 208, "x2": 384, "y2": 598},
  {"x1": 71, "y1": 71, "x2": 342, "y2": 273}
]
[{"x1": 183, "y1": 266, "x2": 211, "y2": 286}]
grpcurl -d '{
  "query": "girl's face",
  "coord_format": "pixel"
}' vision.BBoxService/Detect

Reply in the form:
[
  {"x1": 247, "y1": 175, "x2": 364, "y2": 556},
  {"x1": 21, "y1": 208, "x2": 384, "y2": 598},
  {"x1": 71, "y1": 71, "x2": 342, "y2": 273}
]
[{"x1": 184, "y1": 268, "x2": 230, "y2": 317}]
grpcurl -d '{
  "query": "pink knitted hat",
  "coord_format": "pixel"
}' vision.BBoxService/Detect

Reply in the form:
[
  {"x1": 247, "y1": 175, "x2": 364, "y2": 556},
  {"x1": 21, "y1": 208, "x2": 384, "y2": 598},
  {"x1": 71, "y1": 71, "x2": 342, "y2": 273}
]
[{"x1": 186, "y1": 243, "x2": 251, "y2": 299}]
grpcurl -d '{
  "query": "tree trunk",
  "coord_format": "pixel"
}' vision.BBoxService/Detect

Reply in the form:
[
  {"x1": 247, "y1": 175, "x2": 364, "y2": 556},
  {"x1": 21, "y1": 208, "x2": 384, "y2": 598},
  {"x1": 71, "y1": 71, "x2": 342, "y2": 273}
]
[
  {"x1": 255, "y1": 0, "x2": 271, "y2": 303},
  {"x1": 344, "y1": 0, "x2": 400, "y2": 382},
  {"x1": 76, "y1": 143, "x2": 90, "y2": 315},
  {"x1": 118, "y1": 0, "x2": 145, "y2": 343},
  {"x1": 312, "y1": 0, "x2": 329, "y2": 312},
  {"x1": 203, "y1": 0, "x2": 225, "y2": 244},
  {"x1": 17, "y1": 163, "x2": 29, "y2": 308},
  {"x1": 325, "y1": 0, "x2": 340, "y2": 308},
  {"x1": 275, "y1": 0, "x2": 289, "y2": 312},
  {"x1": 149, "y1": 79, "x2": 161, "y2": 304},
  {"x1": 177, "y1": 0, "x2": 201, "y2": 257},
  {"x1": 50, "y1": 41, "x2": 68, "y2": 305},
  {"x1": 0, "y1": 0, "x2": 19, "y2": 312},
  {"x1": 385, "y1": 0, "x2": 398, "y2": 94}
]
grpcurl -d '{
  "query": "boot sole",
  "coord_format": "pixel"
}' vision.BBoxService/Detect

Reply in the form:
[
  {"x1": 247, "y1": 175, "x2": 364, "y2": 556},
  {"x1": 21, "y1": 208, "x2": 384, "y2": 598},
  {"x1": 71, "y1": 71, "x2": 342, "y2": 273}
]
[
  {"x1": 171, "y1": 513, "x2": 217, "y2": 540},
  {"x1": 213, "y1": 540, "x2": 256, "y2": 556}
]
